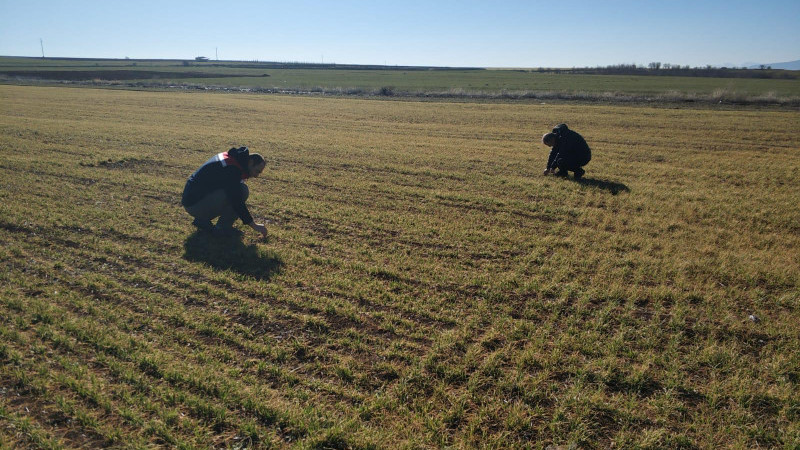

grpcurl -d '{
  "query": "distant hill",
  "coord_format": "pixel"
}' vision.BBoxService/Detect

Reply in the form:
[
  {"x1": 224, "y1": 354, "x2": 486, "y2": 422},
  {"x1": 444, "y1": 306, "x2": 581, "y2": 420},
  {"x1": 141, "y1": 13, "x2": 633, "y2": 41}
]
[{"x1": 747, "y1": 59, "x2": 800, "y2": 70}]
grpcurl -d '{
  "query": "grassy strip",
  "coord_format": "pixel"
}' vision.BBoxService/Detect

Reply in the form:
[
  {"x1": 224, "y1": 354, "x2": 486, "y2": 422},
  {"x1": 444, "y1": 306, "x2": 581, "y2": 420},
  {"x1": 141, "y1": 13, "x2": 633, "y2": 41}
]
[
  {"x1": 0, "y1": 401, "x2": 63, "y2": 450},
  {"x1": 6, "y1": 77, "x2": 800, "y2": 106},
  {"x1": 1, "y1": 85, "x2": 798, "y2": 447},
  {"x1": 1, "y1": 239, "x2": 387, "y2": 446}
]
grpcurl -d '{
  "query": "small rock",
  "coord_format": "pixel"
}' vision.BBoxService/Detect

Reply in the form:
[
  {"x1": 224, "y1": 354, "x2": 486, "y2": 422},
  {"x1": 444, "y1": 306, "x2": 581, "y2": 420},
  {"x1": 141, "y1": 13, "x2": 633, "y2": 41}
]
[{"x1": 748, "y1": 314, "x2": 759, "y2": 323}]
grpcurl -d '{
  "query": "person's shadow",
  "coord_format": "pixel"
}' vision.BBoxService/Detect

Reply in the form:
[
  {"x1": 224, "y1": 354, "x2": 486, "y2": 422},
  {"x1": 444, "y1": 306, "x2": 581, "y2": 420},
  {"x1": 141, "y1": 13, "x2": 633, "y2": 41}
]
[
  {"x1": 576, "y1": 177, "x2": 630, "y2": 195},
  {"x1": 183, "y1": 231, "x2": 283, "y2": 281}
]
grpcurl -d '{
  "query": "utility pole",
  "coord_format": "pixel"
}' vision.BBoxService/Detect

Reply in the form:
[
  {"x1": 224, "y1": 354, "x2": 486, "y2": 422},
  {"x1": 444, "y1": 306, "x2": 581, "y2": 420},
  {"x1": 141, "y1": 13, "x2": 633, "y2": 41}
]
[{"x1": 40, "y1": 38, "x2": 44, "y2": 58}]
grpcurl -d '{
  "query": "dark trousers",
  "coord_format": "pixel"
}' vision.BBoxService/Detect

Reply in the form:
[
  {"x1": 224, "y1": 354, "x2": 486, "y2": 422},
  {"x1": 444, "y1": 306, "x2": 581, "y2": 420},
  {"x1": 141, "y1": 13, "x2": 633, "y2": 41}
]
[
  {"x1": 183, "y1": 183, "x2": 249, "y2": 229},
  {"x1": 555, "y1": 153, "x2": 590, "y2": 173}
]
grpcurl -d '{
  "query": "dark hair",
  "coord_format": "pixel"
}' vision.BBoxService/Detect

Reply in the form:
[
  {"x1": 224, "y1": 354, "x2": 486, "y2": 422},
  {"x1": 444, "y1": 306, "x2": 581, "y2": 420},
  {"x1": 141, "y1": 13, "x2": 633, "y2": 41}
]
[
  {"x1": 249, "y1": 153, "x2": 264, "y2": 166},
  {"x1": 542, "y1": 132, "x2": 557, "y2": 146}
]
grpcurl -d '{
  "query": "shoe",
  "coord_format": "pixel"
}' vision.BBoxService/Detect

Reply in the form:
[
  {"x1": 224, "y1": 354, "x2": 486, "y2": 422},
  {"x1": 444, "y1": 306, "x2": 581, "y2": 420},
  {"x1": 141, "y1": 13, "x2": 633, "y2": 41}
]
[
  {"x1": 554, "y1": 170, "x2": 569, "y2": 178},
  {"x1": 574, "y1": 168, "x2": 585, "y2": 180},
  {"x1": 192, "y1": 218, "x2": 213, "y2": 232}
]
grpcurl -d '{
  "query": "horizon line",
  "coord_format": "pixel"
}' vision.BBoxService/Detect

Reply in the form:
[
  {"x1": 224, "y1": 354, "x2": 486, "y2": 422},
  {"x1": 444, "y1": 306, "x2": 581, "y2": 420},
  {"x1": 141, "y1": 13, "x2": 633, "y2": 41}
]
[{"x1": 1, "y1": 54, "x2": 798, "y2": 71}]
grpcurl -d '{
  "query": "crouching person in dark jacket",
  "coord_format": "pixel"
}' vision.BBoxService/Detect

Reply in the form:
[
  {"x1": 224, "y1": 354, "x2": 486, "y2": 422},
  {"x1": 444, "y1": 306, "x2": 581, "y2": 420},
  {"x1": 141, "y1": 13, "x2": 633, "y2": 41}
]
[
  {"x1": 182, "y1": 146, "x2": 268, "y2": 238},
  {"x1": 542, "y1": 124, "x2": 591, "y2": 179}
]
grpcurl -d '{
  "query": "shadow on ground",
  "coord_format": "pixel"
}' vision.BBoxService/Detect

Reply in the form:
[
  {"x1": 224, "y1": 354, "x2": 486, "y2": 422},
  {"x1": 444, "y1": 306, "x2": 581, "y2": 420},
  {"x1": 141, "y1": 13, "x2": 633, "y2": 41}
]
[
  {"x1": 576, "y1": 177, "x2": 630, "y2": 195},
  {"x1": 183, "y1": 231, "x2": 283, "y2": 281}
]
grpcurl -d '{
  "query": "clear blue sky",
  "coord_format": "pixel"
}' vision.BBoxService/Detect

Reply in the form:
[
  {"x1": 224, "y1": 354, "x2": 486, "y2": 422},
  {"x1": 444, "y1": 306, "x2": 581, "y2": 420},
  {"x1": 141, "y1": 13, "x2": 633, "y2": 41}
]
[{"x1": 1, "y1": 0, "x2": 798, "y2": 67}]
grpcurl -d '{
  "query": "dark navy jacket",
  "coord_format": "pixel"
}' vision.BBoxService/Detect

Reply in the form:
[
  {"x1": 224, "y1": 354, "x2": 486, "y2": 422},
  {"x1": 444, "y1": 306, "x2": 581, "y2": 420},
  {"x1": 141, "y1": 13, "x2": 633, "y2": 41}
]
[
  {"x1": 546, "y1": 124, "x2": 591, "y2": 170},
  {"x1": 181, "y1": 151, "x2": 253, "y2": 224}
]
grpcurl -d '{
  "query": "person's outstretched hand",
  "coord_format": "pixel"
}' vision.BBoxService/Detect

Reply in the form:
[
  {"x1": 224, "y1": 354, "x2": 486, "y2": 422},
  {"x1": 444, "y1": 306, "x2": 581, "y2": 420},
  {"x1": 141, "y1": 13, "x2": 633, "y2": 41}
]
[
  {"x1": 249, "y1": 222, "x2": 268, "y2": 239},
  {"x1": 543, "y1": 168, "x2": 554, "y2": 176}
]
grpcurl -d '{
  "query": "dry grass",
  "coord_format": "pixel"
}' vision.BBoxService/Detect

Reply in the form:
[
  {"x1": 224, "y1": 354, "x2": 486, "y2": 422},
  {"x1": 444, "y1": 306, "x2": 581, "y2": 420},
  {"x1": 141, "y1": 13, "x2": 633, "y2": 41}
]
[{"x1": 0, "y1": 85, "x2": 798, "y2": 448}]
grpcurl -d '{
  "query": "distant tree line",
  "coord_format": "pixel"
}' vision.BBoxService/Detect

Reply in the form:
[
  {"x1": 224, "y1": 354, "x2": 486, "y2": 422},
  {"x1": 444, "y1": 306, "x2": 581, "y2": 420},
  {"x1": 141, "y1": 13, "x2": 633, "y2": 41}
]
[{"x1": 530, "y1": 63, "x2": 797, "y2": 79}]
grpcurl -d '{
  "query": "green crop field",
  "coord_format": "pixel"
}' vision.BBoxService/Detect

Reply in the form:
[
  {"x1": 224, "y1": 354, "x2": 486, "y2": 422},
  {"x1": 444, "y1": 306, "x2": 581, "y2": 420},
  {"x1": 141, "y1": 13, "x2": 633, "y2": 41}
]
[
  {"x1": 1, "y1": 84, "x2": 799, "y2": 448},
  {"x1": 3, "y1": 56, "x2": 800, "y2": 100}
]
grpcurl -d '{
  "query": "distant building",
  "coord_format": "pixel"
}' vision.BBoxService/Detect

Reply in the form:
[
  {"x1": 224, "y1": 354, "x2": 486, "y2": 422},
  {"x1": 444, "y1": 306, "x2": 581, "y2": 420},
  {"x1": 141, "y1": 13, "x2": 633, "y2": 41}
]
[{"x1": 195, "y1": 56, "x2": 209, "y2": 62}]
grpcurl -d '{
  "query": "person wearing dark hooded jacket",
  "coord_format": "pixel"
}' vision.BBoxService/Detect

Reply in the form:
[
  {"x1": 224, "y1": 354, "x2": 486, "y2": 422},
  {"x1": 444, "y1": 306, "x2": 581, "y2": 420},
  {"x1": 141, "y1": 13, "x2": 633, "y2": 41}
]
[
  {"x1": 181, "y1": 146, "x2": 268, "y2": 237},
  {"x1": 542, "y1": 124, "x2": 591, "y2": 179}
]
